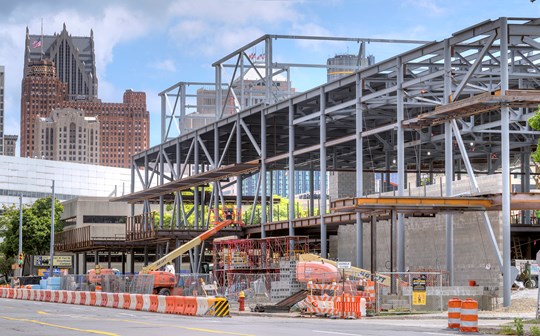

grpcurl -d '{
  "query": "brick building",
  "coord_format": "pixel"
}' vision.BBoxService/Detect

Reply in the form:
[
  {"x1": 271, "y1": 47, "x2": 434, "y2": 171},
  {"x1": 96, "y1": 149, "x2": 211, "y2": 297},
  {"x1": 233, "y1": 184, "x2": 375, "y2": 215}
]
[{"x1": 21, "y1": 25, "x2": 149, "y2": 167}]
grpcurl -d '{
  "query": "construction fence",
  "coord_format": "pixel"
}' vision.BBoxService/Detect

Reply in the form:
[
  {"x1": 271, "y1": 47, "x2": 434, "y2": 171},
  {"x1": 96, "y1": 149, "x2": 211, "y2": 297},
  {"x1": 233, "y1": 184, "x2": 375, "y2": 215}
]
[{"x1": 376, "y1": 271, "x2": 445, "y2": 313}]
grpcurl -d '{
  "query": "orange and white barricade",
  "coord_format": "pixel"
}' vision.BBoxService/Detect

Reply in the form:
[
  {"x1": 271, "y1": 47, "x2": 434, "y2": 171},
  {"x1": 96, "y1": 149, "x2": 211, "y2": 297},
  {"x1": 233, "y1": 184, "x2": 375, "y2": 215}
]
[
  {"x1": 106, "y1": 293, "x2": 115, "y2": 308},
  {"x1": 334, "y1": 296, "x2": 366, "y2": 318},
  {"x1": 142, "y1": 294, "x2": 151, "y2": 311},
  {"x1": 460, "y1": 298, "x2": 478, "y2": 333},
  {"x1": 117, "y1": 293, "x2": 124, "y2": 308},
  {"x1": 448, "y1": 298, "x2": 461, "y2": 329},
  {"x1": 195, "y1": 297, "x2": 210, "y2": 316},
  {"x1": 157, "y1": 295, "x2": 168, "y2": 313},
  {"x1": 306, "y1": 294, "x2": 336, "y2": 315},
  {"x1": 129, "y1": 294, "x2": 138, "y2": 310}
]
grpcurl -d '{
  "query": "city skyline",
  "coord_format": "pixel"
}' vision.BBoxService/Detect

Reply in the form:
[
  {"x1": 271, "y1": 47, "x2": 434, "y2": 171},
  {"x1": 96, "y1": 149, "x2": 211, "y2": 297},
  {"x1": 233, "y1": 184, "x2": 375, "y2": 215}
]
[{"x1": 1, "y1": 0, "x2": 539, "y2": 149}]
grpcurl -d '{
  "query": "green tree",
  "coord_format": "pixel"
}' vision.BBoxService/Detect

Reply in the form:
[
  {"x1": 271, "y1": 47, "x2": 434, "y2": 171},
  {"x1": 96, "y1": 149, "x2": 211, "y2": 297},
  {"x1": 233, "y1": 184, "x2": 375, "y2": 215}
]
[
  {"x1": 0, "y1": 197, "x2": 64, "y2": 265},
  {"x1": 528, "y1": 109, "x2": 540, "y2": 161}
]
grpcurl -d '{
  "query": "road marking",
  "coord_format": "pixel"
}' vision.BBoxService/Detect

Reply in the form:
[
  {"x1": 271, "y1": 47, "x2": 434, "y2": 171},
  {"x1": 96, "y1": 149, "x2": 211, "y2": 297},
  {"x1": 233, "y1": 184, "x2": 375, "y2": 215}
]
[
  {"x1": 422, "y1": 333, "x2": 456, "y2": 336},
  {"x1": 0, "y1": 316, "x2": 119, "y2": 336},
  {"x1": 111, "y1": 318, "x2": 255, "y2": 335},
  {"x1": 313, "y1": 330, "x2": 363, "y2": 336},
  {"x1": 37, "y1": 311, "x2": 49, "y2": 315}
]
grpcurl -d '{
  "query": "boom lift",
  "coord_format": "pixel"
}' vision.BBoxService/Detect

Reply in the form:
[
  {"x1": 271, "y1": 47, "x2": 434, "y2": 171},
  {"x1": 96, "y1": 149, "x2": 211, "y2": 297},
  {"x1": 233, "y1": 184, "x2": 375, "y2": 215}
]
[{"x1": 90, "y1": 208, "x2": 241, "y2": 295}]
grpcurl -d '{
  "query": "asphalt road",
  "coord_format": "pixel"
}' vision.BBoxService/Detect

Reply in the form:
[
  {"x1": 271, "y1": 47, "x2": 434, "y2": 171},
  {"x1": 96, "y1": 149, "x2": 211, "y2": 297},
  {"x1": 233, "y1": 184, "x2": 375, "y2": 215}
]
[{"x1": 0, "y1": 298, "x2": 508, "y2": 336}]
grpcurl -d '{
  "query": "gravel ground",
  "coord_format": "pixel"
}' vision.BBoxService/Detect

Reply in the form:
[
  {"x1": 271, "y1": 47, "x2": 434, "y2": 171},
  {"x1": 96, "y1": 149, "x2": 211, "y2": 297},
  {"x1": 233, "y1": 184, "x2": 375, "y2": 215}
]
[{"x1": 492, "y1": 288, "x2": 538, "y2": 314}]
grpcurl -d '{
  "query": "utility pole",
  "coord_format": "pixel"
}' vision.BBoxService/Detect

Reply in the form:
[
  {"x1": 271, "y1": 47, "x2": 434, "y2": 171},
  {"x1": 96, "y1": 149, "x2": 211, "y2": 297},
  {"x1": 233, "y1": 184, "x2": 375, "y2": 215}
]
[
  {"x1": 18, "y1": 195, "x2": 23, "y2": 277},
  {"x1": 49, "y1": 180, "x2": 55, "y2": 277}
]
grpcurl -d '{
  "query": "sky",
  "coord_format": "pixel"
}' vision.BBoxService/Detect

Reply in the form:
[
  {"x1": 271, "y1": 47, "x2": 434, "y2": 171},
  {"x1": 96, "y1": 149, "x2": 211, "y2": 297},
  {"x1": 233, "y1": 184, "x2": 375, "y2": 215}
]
[{"x1": 1, "y1": 0, "x2": 539, "y2": 148}]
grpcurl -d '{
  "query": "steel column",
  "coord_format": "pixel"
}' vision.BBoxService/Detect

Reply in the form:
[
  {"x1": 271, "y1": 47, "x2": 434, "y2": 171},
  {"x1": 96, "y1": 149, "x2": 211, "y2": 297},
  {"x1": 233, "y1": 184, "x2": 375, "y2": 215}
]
[
  {"x1": 236, "y1": 117, "x2": 242, "y2": 220},
  {"x1": 261, "y1": 106, "x2": 267, "y2": 238},
  {"x1": 320, "y1": 87, "x2": 328, "y2": 258},
  {"x1": 443, "y1": 38, "x2": 454, "y2": 286},
  {"x1": 288, "y1": 100, "x2": 296, "y2": 238},
  {"x1": 500, "y1": 17, "x2": 512, "y2": 308},
  {"x1": 355, "y1": 73, "x2": 364, "y2": 268},
  {"x1": 396, "y1": 57, "x2": 405, "y2": 272}
]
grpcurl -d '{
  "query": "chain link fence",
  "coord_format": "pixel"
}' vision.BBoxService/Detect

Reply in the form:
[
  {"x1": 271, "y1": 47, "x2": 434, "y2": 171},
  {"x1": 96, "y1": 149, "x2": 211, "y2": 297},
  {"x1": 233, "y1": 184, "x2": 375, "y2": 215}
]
[{"x1": 376, "y1": 271, "x2": 444, "y2": 314}]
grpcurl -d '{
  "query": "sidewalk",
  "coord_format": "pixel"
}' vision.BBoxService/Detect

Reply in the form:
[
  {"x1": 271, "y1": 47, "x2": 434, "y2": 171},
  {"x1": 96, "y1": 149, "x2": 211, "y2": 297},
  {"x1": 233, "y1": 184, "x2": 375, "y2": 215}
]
[{"x1": 230, "y1": 309, "x2": 536, "y2": 320}]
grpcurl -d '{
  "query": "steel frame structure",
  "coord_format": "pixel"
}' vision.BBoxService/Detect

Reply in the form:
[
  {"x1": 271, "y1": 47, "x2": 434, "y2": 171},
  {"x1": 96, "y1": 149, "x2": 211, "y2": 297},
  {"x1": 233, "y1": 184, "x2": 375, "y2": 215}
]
[{"x1": 119, "y1": 18, "x2": 540, "y2": 307}]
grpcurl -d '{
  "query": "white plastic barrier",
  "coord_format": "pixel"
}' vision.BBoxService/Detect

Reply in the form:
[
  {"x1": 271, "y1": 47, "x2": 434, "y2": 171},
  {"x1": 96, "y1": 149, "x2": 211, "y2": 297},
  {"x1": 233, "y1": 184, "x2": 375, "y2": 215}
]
[
  {"x1": 142, "y1": 294, "x2": 151, "y2": 311},
  {"x1": 157, "y1": 295, "x2": 167, "y2": 313},
  {"x1": 106, "y1": 293, "x2": 115, "y2": 308},
  {"x1": 117, "y1": 293, "x2": 124, "y2": 309},
  {"x1": 67, "y1": 291, "x2": 74, "y2": 304},
  {"x1": 129, "y1": 294, "x2": 138, "y2": 310},
  {"x1": 21, "y1": 290, "x2": 29, "y2": 300},
  {"x1": 195, "y1": 297, "x2": 210, "y2": 316},
  {"x1": 74, "y1": 291, "x2": 81, "y2": 305},
  {"x1": 95, "y1": 292, "x2": 102, "y2": 306},
  {"x1": 58, "y1": 290, "x2": 66, "y2": 303}
]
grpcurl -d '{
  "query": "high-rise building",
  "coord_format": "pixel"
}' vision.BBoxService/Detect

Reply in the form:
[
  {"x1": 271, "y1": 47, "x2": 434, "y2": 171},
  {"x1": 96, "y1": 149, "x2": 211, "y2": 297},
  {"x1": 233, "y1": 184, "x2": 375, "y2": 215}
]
[
  {"x1": 35, "y1": 107, "x2": 100, "y2": 164},
  {"x1": 21, "y1": 26, "x2": 149, "y2": 167},
  {"x1": 0, "y1": 65, "x2": 4, "y2": 154},
  {"x1": 20, "y1": 60, "x2": 68, "y2": 158},
  {"x1": 24, "y1": 24, "x2": 97, "y2": 101},
  {"x1": 0, "y1": 65, "x2": 19, "y2": 156}
]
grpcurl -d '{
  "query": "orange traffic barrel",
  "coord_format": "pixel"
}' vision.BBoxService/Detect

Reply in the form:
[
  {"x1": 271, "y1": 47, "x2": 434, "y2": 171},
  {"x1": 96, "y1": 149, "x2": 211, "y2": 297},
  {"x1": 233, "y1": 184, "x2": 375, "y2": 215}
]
[
  {"x1": 460, "y1": 298, "x2": 478, "y2": 333},
  {"x1": 447, "y1": 298, "x2": 461, "y2": 329}
]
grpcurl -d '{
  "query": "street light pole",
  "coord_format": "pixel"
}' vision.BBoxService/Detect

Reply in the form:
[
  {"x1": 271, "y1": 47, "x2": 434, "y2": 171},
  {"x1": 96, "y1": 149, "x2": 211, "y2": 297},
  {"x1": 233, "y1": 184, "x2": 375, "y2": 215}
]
[
  {"x1": 18, "y1": 195, "x2": 23, "y2": 277},
  {"x1": 49, "y1": 180, "x2": 55, "y2": 277}
]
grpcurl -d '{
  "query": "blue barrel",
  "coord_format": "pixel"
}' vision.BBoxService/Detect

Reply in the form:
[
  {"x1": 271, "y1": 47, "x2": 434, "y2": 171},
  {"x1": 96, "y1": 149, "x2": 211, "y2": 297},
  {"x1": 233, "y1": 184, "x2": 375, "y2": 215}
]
[{"x1": 39, "y1": 279, "x2": 47, "y2": 289}]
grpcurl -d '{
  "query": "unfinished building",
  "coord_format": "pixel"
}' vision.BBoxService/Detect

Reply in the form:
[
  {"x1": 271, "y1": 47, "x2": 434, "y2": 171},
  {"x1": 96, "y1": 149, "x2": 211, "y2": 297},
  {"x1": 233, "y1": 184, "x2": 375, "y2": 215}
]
[{"x1": 56, "y1": 17, "x2": 540, "y2": 307}]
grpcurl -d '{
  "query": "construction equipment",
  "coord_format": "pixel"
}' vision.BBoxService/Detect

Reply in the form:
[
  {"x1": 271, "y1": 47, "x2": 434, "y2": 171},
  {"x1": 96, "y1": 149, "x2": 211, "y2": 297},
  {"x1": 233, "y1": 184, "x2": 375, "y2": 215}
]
[
  {"x1": 88, "y1": 208, "x2": 240, "y2": 295},
  {"x1": 298, "y1": 253, "x2": 392, "y2": 286}
]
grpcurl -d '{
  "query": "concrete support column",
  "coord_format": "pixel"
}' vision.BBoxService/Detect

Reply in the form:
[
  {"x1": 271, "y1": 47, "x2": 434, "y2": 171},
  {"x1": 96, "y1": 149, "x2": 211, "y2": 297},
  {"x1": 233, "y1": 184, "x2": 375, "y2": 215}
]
[
  {"x1": 320, "y1": 87, "x2": 328, "y2": 258},
  {"x1": 83, "y1": 252, "x2": 87, "y2": 274}
]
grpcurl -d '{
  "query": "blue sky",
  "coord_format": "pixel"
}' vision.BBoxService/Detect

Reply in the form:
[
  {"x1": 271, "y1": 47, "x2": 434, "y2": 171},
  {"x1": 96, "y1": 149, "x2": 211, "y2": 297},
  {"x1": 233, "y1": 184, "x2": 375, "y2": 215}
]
[{"x1": 1, "y1": 0, "x2": 539, "y2": 148}]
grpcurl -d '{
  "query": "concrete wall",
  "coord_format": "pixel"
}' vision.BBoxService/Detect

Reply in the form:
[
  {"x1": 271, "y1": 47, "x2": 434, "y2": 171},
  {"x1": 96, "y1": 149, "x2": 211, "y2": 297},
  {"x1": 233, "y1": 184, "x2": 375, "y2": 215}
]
[
  {"x1": 329, "y1": 171, "x2": 375, "y2": 200},
  {"x1": 334, "y1": 175, "x2": 504, "y2": 288}
]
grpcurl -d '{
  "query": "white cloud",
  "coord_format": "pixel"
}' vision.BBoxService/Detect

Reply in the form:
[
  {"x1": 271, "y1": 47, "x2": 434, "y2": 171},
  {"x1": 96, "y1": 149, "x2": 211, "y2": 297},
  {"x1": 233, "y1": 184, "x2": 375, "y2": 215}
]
[
  {"x1": 150, "y1": 59, "x2": 177, "y2": 72},
  {"x1": 403, "y1": 0, "x2": 445, "y2": 16}
]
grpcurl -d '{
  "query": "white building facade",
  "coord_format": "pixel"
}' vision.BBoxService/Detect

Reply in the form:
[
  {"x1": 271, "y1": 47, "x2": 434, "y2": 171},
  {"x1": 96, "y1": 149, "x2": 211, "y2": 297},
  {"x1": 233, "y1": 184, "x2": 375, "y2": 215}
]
[{"x1": 0, "y1": 155, "x2": 136, "y2": 208}]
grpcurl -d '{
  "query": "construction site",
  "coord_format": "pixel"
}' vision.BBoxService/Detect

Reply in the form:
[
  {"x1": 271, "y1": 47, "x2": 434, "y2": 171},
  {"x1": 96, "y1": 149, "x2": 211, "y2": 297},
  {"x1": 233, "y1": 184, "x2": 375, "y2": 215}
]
[{"x1": 48, "y1": 17, "x2": 540, "y2": 316}]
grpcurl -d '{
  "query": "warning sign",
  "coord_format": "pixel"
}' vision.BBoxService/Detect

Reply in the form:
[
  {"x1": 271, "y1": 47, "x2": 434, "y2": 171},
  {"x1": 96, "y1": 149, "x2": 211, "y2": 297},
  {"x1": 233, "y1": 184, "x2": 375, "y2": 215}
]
[
  {"x1": 412, "y1": 292, "x2": 427, "y2": 305},
  {"x1": 412, "y1": 275, "x2": 427, "y2": 306}
]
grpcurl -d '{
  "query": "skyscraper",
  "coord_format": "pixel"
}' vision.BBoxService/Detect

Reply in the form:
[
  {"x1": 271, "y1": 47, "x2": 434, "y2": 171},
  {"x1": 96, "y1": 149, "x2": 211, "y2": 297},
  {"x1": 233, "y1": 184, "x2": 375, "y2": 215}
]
[
  {"x1": 21, "y1": 25, "x2": 149, "y2": 167},
  {"x1": 24, "y1": 24, "x2": 97, "y2": 101}
]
